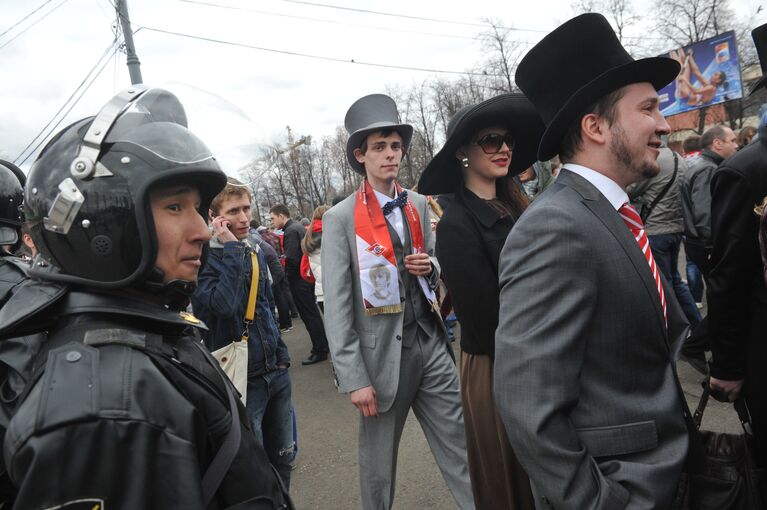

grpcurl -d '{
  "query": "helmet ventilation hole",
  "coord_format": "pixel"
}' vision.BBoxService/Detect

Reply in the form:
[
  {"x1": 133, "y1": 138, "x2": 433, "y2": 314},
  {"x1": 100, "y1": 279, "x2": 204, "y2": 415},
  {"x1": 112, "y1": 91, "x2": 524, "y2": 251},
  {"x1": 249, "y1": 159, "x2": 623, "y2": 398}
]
[{"x1": 91, "y1": 235, "x2": 113, "y2": 256}]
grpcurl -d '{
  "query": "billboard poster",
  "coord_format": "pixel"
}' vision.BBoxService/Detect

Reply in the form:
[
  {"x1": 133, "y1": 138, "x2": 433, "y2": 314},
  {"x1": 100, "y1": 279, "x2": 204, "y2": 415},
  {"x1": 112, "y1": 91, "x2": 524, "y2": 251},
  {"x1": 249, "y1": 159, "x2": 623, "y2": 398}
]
[{"x1": 658, "y1": 30, "x2": 744, "y2": 117}]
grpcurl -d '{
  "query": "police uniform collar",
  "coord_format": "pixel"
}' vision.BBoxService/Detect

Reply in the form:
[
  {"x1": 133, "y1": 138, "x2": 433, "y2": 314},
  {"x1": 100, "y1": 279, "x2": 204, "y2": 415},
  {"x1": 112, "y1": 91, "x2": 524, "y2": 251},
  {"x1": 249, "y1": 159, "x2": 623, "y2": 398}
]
[{"x1": 58, "y1": 290, "x2": 209, "y2": 332}]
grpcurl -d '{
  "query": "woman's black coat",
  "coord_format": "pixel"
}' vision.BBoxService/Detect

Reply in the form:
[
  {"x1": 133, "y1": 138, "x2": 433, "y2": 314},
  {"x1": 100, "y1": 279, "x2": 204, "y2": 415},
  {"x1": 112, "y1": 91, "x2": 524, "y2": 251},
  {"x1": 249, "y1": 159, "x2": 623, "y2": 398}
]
[{"x1": 435, "y1": 186, "x2": 516, "y2": 356}]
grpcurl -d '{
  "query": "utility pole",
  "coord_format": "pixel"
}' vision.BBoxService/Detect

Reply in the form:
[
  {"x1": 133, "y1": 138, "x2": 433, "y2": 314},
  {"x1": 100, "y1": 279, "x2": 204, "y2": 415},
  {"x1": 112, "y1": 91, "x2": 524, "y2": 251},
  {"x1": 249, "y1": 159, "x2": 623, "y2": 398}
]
[{"x1": 115, "y1": 0, "x2": 143, "y2": 85}]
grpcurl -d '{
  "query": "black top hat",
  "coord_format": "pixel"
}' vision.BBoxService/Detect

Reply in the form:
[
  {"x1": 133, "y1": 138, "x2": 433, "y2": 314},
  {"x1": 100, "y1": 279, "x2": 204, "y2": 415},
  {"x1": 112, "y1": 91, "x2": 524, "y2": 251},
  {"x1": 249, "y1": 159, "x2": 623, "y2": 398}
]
[
  {"x1": 750, "y1": 23, "x2": 767, "y2": 95},
  {"x1": 418, "y1": 93, "x2": 545, "y2": 195},
  {"x1": 515, "y1": 13, "x2": 680, "y2": 161},
  {"x1": 344, "y1": 94, "x2": 413, "y2": 175}
]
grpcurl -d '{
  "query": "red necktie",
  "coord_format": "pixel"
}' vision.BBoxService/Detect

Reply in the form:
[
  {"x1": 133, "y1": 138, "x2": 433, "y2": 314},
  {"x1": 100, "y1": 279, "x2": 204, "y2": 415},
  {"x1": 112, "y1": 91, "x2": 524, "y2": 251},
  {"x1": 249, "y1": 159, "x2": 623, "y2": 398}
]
[{"x1": 618, "y1": 203, "x2": 667, "y2": 325}]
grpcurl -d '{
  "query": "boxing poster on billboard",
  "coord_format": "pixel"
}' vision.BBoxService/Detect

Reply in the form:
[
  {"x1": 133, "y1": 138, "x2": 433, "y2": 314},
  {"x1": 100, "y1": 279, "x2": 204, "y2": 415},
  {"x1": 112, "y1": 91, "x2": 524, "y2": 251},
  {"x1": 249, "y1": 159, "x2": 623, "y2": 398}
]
[{"x1": 658, "y1": 30, "x2": 744, "y2": 117}]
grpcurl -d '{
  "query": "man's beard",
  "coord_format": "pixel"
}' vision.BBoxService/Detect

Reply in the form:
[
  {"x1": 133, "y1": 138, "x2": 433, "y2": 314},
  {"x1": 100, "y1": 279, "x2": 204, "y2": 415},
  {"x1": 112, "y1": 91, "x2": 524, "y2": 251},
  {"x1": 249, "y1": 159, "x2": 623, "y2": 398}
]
[{"x1": 609, "y1": 123, "x2": 659, "y2": 183}]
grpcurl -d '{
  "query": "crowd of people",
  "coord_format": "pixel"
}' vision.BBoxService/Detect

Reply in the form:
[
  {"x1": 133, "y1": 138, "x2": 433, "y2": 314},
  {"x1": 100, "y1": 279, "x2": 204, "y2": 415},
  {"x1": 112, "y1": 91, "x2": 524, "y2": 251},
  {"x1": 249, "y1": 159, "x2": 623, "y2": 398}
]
[{"x1": 0, "y1": 10, "x2": 766, "y2": 510}]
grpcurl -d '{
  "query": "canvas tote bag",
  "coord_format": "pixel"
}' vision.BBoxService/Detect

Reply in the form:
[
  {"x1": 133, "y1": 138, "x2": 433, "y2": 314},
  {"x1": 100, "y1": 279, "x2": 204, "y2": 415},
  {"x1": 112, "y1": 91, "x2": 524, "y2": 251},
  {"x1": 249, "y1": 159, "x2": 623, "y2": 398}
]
[{"x1": 212, "y1": 250, "x2": 259, "y2": 404}]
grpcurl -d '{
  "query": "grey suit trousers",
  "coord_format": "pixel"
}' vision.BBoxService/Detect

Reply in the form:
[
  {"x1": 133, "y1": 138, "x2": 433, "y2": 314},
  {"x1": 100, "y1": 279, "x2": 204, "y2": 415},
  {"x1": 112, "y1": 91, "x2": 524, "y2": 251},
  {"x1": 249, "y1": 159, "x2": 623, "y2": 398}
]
[{"x1": 358, "y1": 328, "x2": 475, "y2": 510}]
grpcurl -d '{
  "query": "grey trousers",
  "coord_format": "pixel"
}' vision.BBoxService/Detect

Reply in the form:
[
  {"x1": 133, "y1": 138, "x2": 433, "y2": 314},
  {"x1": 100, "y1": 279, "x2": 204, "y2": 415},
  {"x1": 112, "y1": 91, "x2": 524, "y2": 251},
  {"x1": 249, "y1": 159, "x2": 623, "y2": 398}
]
[{"x1": 358, "y1": 331, "x2": 475, "y2": 510}]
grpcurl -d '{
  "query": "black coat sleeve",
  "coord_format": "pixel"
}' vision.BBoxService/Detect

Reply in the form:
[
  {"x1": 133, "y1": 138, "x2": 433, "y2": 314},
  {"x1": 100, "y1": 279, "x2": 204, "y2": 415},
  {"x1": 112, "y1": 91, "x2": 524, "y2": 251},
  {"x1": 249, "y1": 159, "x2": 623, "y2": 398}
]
[{"x1": 708, "y1": 168, "x2": 760, "y2": 380}]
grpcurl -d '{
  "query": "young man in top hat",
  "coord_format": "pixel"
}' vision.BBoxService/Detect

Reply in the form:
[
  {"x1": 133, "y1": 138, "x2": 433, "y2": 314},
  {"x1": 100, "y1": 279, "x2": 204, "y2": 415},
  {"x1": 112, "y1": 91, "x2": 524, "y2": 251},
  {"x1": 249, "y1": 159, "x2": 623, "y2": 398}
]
[
  {"x1": 494, "y1": 13, "x2": 702, "y2": 510},
  {"x1": 706, "y1": 22, "x2": 767, "y2": 467},
  {"x1": 321, "y1": 94, "x2": 474, "y2": 510}
]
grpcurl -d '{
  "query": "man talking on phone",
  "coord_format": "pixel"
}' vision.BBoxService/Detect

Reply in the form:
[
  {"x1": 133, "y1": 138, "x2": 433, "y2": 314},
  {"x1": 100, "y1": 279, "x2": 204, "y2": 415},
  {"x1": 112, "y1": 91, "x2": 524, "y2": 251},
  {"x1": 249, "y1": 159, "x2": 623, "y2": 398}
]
[{"x1": 192, "y1": 177, "x2": 295, "y2": 489}]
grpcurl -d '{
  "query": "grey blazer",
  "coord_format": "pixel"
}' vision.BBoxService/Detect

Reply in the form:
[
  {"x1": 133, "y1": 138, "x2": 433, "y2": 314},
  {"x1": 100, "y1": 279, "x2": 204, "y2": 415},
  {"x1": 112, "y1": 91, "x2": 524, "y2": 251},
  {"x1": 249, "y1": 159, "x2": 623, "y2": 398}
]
[
  {"x1": 321, "y1": 190, "x2": 445, "y2": 413},
  {"x1": 494, "y1": 170, "x2": 692, "y2": 510}
]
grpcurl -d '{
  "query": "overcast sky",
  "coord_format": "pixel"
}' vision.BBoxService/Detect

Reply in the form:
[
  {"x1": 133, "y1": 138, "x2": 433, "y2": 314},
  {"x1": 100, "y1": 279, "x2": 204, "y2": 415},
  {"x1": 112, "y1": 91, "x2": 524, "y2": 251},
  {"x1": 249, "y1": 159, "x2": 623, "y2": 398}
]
[{"x1": 2, "y1": 0, "x2": 765, "y2": 175}]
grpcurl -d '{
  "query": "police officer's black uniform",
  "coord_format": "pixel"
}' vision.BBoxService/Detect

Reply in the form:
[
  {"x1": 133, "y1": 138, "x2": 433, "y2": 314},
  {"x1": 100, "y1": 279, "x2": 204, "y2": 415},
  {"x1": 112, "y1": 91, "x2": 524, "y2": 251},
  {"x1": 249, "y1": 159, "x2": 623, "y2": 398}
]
[
  {"x1": 0, "y1": 87, "x2": 293, "y2": 510},
  {"x1": 0, "y1": 160, "x2": 28, "y2": 309}
]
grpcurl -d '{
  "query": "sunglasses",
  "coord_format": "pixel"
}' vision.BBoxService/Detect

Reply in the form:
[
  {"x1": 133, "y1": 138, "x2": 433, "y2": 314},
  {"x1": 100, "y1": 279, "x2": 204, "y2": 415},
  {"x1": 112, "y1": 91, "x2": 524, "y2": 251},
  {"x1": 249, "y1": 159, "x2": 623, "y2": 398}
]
[{"x1": 473, "y1": 133, "x2": 515, "y2": 154}]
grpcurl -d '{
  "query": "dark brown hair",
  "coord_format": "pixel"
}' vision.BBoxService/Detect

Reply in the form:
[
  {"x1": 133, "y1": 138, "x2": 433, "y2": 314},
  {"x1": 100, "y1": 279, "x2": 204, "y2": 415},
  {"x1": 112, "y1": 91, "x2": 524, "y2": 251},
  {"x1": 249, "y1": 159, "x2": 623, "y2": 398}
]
[
  {"x1": 558, "y1": 87, "x2": 627, "y2": 162},
  {"x1": 701, "y1": 125, "x2": 731, "y2": 149},
  {"x1": 683, "y1": 135, "x2": 701, "y2": 153},
  {"x1": 269, "y1": 204, "x2": 290, "y2": 218},
  {"x1": 358, "y1": 128, "x2": 397, "y2": 154},
  {"x1": 489, "y1": 176, "x2": 529, "y2": 221}
]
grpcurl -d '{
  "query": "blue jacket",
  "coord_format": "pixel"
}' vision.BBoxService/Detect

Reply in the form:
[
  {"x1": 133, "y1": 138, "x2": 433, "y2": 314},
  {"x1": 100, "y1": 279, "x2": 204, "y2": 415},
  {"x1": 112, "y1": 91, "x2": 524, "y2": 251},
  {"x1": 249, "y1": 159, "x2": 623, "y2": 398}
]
[{"x1": 193, "y1": 239, "x2": 290, "y2": 377}]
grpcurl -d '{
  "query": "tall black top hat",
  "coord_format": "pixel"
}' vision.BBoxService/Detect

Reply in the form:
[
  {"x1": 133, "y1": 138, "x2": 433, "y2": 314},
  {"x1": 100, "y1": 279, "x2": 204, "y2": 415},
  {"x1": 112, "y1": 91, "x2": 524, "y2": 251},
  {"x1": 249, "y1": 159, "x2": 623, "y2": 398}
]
[
  {"x1": 418, "y1": 93, "x2": 544, "y2": 195},
  {"x1": 749, "y1": 23, "x2": 767, "y2": 95},
  {"x1": 515, "y1": 13, "x2": 680, "y2": 161},
  {"x1": 344, "y1": 94, "x2": 413, "y2": 175}
]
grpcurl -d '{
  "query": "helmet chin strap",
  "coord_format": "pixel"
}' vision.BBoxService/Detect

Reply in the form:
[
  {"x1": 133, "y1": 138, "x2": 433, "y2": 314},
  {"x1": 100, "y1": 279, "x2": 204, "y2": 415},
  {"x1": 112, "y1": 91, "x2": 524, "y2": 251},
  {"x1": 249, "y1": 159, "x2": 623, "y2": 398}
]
[{"x1": 143, "y1": 266, "x2": 198, "y2": 311}]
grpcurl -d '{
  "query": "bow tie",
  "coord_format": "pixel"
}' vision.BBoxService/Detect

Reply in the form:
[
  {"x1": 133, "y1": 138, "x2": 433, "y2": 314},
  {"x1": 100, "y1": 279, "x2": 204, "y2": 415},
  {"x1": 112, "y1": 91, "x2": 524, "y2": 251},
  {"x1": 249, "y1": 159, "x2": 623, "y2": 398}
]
[{"x1": 382, "y1": 191, "x2": 408, "y2": 216}]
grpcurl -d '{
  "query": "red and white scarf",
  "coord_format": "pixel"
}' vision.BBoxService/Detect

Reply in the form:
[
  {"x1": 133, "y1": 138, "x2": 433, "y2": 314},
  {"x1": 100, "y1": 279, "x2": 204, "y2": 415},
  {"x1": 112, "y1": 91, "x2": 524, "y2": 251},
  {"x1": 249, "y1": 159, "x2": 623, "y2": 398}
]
[{"x1": 354, "y1": 180, "x2": 437, "y2": 316}]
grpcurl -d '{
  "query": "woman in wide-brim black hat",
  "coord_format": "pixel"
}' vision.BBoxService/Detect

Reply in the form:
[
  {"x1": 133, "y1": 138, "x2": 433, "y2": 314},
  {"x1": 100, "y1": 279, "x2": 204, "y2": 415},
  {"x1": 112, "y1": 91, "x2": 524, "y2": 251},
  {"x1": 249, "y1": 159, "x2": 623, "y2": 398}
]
[{"x1": 418, "y1": 93, "x2": 543, "y2": 510}]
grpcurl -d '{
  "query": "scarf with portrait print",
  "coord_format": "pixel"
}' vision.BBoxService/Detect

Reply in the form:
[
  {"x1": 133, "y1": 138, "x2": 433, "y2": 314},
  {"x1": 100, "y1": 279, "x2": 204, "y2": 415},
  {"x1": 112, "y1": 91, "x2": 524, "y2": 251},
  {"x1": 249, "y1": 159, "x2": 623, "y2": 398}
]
[{"x1": 354, "y1": 179, "x2": 437, "y2": 316}]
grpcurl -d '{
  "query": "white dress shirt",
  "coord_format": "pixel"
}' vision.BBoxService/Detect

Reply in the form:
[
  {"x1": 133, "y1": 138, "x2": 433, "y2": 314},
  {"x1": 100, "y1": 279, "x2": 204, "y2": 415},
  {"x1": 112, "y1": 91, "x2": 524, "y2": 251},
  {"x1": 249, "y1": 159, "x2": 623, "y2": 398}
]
[
  {"x1": 563, "y1": 163, "x2": 628, "y2": 211},
  {"x1": 373, "y1": 188, "x2": 405, "y2": 244}
]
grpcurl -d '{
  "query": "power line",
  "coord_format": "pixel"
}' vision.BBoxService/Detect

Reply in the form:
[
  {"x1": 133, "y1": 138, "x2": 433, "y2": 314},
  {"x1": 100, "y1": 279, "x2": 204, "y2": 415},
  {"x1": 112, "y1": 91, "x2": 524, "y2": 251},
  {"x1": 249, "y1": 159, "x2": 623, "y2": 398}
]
[
  {"x1": 0, "y1": 0, "x2": 71, "y2": 51},
  {"x1": 140, "y1": 25, "x2": 504, "y2": 77},
  {"x1": 18, "y1": 45, "x2": 117, "y2": 166},
  {"x1": 0, "y1": 0, "x2": 55, "y2": 39},
  {"x1": 179, "y1": 0, "x2": 478, "y2": 40},
  {"x1": 272, "y1": 0, "x2": 548, "y2": 32},
  {"x1": 15, "y1": 41, "x2": 118, "y2": 165}
]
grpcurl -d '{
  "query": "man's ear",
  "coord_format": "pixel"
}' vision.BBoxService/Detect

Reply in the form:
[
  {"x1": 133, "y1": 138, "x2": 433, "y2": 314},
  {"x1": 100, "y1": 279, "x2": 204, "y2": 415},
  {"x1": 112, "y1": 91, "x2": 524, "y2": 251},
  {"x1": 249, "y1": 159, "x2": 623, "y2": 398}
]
[
  {"x1": 353, "y1": 147, "x2": 365, "y2": 164},
  {"x1": 581, "y1": 113, "x2": 608, "y2": 146}
]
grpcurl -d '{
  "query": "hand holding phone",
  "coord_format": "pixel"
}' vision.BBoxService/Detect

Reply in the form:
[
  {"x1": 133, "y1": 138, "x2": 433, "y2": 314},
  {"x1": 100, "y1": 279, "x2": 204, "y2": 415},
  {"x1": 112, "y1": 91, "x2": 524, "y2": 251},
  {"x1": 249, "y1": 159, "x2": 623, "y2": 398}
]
[{"x1": 211, "y1": 215, "x2": 238, "y2": 243}]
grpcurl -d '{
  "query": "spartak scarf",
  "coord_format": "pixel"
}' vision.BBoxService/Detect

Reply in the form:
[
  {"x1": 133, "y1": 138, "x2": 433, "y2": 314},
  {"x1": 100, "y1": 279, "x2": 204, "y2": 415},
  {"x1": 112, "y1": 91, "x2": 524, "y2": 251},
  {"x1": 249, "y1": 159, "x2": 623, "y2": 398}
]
[{"x1": 354, "y1": 180, "x2": 437, "y2": 316}]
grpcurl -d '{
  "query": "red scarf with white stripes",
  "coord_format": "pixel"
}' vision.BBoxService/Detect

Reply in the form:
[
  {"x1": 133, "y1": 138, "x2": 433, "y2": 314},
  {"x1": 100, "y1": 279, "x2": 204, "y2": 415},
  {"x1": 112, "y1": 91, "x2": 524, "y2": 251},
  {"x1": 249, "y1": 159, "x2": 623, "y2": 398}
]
[{"x1": 354, "y1": 180, "x2": 436, "y2": 316}]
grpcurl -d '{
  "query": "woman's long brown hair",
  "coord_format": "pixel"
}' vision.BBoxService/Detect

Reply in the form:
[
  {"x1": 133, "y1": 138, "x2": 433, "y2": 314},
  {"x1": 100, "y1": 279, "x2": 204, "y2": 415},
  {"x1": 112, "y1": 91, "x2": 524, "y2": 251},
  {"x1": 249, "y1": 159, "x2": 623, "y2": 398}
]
[{"x1": 301, "y1": 205, "x2": 331, "y2": 254}]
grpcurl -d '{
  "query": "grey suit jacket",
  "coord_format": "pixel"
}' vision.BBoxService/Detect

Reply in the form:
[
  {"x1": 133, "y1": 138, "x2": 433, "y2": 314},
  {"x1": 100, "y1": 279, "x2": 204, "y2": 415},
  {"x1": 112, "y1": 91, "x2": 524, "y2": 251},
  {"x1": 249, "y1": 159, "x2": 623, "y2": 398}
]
[
  {"x1": 321, "y1": 190, "x2": 446, "y2": 413},
  {"x1": 494, "y1": 170, "x2": 691, "y2": 510}
]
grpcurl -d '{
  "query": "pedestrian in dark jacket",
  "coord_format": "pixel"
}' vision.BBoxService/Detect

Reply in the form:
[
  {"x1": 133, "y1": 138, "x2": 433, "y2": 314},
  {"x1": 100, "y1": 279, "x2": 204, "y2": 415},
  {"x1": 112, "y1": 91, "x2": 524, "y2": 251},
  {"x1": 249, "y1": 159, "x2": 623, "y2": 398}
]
[
  {"x1": 270, "y1": 204, "x2": 329, "y2": 365},
  {"x1": 418, "y1": 93, "x2": 544, "y2": 510},
  {"x1": 256, "y1": 223, "x2": 295, "y2": 329},
  {"x1": 193, "y1": 180, "x2": 294, "y2": 488},
  {"x1": 679, "y1": 124, "x2": 738, "y2": 277},
  {"x1": 708, "y1": 25, "x2": 767, "y2": 465}
]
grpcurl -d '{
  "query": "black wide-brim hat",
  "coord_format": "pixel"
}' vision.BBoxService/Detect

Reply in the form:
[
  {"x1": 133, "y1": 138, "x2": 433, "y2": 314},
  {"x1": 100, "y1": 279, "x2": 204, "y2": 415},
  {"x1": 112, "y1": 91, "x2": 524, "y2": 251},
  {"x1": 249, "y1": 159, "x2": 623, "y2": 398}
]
[
  {"x1": 345, "y1": 94, "x2": 413, "y2": 175},
  {"x1": 418, "y1": 93, "x2": 544, "y2": 195},
  {"x1": 749, "y1": 23, "x2": 767, "y2": 95},
  {"x1": 515, "y1": 13, "x2": 680, "y2": 161}
]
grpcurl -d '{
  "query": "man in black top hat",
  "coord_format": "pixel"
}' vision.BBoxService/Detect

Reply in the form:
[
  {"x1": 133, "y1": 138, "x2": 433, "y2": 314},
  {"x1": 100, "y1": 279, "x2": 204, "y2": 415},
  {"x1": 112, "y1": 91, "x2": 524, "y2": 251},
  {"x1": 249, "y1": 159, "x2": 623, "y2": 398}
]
[
  {"x1": 706, "y1": 22, "x2": 767, "y2": 467},
  {"x1": 494, "y1": 13, "x2": 701, "y2": 510}
]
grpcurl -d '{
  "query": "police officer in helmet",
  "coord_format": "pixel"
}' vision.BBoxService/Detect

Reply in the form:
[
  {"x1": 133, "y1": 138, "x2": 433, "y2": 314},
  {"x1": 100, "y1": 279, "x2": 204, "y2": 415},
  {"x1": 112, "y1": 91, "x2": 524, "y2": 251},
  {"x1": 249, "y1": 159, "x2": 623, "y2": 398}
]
[
  {"x1": 0, "y1": 87, "x2": 293, "y2": 509},
  {"x1": 0, "y1": 160, "x2": 28, "y2": 307}
]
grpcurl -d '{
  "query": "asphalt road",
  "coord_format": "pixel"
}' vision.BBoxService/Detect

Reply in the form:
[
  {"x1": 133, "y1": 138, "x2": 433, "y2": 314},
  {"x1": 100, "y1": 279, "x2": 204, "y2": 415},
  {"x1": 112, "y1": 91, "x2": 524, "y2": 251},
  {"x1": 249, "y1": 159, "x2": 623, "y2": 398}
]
[{"x1": 280, "y1": 318, "x2": 741, "y2": 510}]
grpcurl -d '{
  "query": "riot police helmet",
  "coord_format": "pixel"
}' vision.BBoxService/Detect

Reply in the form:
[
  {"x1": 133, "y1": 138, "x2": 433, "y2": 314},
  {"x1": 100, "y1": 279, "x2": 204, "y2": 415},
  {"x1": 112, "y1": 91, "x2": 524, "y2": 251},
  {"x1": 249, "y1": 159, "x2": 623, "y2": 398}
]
[
  {"x1": 0, "y1": 160, "x2": 25, "y2": 253},
  {"x1": 25, "y1": 86, "x2": 227, "y2": 294}
]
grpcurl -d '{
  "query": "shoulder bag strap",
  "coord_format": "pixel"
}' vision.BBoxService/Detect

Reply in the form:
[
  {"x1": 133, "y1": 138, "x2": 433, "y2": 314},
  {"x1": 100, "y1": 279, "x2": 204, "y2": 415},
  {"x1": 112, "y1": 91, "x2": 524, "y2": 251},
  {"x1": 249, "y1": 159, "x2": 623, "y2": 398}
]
[
  {"x1": 693, "y1": 377, "x2": 711, "y2": 429},
  {"x1": 241, "y1": 250, "x2": 259, "y2": 340},
  {"x1": 195, "y1": 340, "x2": 243, "y2": 506},
  {"x1": 640, "y1": 151, "x2": 679, "y2": 223}
]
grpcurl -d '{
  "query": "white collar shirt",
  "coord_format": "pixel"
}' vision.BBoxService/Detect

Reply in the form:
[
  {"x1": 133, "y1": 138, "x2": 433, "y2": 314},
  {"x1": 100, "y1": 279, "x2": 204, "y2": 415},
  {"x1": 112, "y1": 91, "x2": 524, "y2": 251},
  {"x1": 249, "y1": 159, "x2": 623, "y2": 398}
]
[
  {"x1": 563, "y1": 163, "x2": 629, "y2": 211},
  {"x1": 373, "y1": 188, "x2": 405, "y2": 244}
]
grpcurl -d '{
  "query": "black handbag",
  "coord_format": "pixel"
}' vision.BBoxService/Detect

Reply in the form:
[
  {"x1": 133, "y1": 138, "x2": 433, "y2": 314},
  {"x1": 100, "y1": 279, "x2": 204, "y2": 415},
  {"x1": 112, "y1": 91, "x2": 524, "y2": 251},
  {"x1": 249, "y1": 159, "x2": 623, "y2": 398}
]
[{"x1": 675, "y1": 380, "x2": 766, "y2": 509}]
